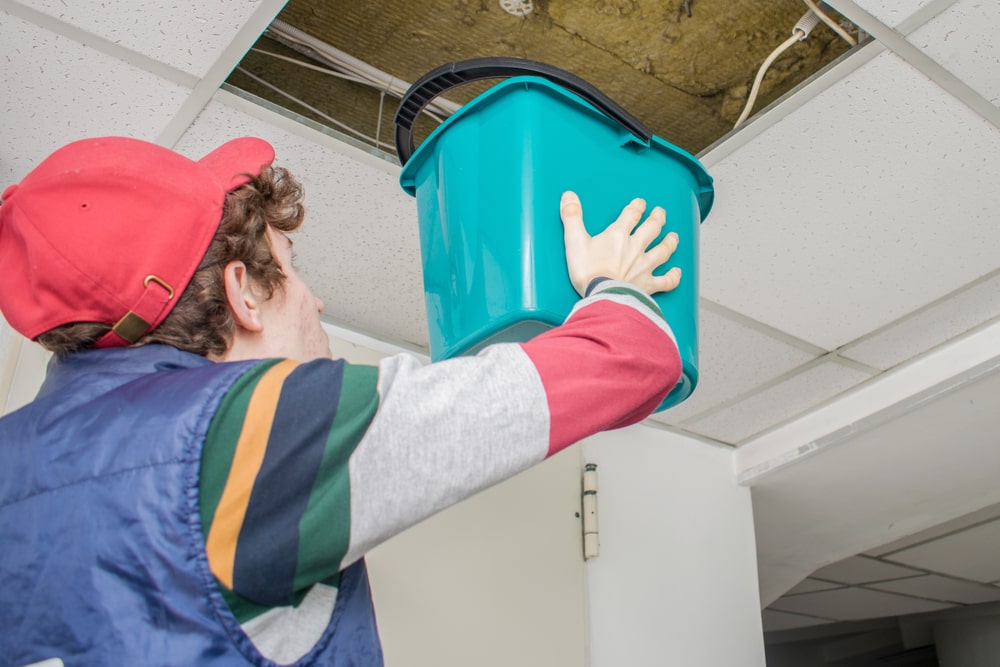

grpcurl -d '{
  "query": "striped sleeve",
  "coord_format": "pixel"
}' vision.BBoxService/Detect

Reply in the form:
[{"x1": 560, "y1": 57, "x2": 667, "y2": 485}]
[
  {"x1": 337, "y1": 279, "x2": 680, "y2": 570},
  {"x1": 200, "y1": 279, "x2": 679, "y2": 616},
  {"x1": 200, "y1": 357, "x2": 379, "y2": 612},
  {"x1": 521, "y1": 278, "x2": 682, "y2": 454}
]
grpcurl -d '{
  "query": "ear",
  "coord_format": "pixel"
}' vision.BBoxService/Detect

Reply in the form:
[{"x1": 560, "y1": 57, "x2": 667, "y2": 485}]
[{"x1": 222, "y1": 260, "x2": 264, "y2": 333}]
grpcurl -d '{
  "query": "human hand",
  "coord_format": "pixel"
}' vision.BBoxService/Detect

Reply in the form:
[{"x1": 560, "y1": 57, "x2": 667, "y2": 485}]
[{"x1": 560, "y1": 191, "x2": 682, "y2": 297}]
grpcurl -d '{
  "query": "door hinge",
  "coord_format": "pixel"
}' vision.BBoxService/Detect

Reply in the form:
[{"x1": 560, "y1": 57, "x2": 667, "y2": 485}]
[{"x1": 582, "y1": 462, "x2": 599, "y2": 560}]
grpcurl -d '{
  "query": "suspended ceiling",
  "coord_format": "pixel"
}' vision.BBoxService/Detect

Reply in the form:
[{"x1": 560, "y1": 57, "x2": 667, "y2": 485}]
[{"x1": 2, "y1": 0, "x2": 1000, "y2": 646}]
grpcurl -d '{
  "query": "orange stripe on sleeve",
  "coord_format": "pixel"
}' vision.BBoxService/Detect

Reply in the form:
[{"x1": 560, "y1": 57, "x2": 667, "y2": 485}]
[{"x1": 205, "y1": 359, "x2": 299, "y2": 589}]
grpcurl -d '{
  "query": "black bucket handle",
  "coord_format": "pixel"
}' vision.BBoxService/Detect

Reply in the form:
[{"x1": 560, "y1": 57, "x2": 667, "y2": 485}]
[{"x1": 394, "y1": 57, "x2": 654, "y2": 165}]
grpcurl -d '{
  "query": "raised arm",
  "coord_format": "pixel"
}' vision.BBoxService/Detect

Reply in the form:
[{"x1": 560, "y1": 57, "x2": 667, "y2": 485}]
[
  {"x1": 337, "y1": 192, "x2": 683, "y2": 566},
  {"x1": 203, "y1": 193, "x2": 685, "y2": 607}
]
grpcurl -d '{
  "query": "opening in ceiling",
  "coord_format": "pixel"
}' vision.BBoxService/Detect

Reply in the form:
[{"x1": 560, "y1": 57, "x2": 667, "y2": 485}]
[{"x1": 226, "y1": 0, "x2": 866, "y2": 162}]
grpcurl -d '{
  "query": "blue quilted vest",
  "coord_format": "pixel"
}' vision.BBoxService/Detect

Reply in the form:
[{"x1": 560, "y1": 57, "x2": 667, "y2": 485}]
[{"x1": 0, "y1": 345, "x2": 383, "y2": 666}]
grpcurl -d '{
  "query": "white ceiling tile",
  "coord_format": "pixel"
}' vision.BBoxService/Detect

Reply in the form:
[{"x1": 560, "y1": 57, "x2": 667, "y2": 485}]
[
  {"x1": 769, "y1": 587, "x2": 953, "y2": 621},
  {"x1": 648, "y1": 307, "x2": 818, "y2": 424},
  {"x1": 812, "y1": 556, "x2": 923, "y2": 584},
  {"x1": 886, "y1": 519, "x2": 1000, "y2": 583},
  {"x1": 843, "y1": 0, "x2": 937, "y2": 28},
  {"x1": 841, "y1": 273, "x2": 1000, "y2": 370},
  {"x1": 683, "y1": 360, "x2": 873, "y2": 444},
  {"x1": 176, "y1": 95, "x2": 431, "y2": 349},
  {"x1": 869, "y1": 574, "x2": 1000, "y2": 605},
  {"x1": 761, "y1": 609, "x2": 833, "y2": 632},
  {"x1": 14, "y1": 0, "x2": 269, "y2": 77},
  {"x1": 866, "y1": 502, "x2": 1000, "y2": 556},
  {"x1": 908, "y1": 0, "x2": 1000, "y2": 106},
  {"x1": 0, "y1": 15, "x2": 190, "y2": 184},
  {"x1": 786, "y1": 578, "x2": 846, "y2": 595},
  {"x1": 700, "y1": 50, "x2": 1000, "y2": 350}
]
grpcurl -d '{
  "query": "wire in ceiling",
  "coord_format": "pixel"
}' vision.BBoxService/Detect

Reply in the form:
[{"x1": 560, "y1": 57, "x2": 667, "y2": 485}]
[
  {"x1": 733, "y1": 1, "x2": 858, "y2": 129},
  {"x1": 232, "y1": 20, "x2": 459, "y2": 153},
  {"x1": 235, "y1": 65, "x2": 398, "y2": 151}
]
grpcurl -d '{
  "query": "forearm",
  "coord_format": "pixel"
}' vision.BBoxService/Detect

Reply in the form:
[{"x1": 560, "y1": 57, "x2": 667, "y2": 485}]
[
  {"x1": 340, "y1": 279, "x2": 680, "y2": 567},
  {"x1": 203, "y1": 280, "x2": 682, "y2": 602},
  {"x1": 339, "y1": 343, "x2": 549, "y2": 568},
  {"x1": 520, "y1": 278, "x2": 681, "y2": 455}
]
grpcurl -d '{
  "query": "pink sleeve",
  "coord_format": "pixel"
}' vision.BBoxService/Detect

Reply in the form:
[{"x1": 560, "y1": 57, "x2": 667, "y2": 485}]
[{"x1": 519, "y1": 294, "x2": 682, "y2": 456}]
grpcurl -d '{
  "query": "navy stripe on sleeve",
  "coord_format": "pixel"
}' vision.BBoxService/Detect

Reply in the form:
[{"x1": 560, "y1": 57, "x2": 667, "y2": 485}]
[{"x1": 232, "y1": 359, "x2": 344, "y2": 606}]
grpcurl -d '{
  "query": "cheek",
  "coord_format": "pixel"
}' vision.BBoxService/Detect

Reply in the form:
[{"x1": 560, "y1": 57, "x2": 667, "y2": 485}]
[{"x1": 290, "y1": 284, "x2": 313, "y2": 316}]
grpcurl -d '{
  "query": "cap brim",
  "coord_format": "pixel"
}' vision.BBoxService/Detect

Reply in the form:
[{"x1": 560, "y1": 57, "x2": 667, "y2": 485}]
[{"x1": 197, "y1": 137, "x2": 276, "y2": 192}]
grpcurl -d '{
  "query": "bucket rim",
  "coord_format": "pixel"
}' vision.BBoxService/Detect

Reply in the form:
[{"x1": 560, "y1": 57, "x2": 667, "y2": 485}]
[{"x1": 398, "y1": 75, "x2": 715, "y2": 221}]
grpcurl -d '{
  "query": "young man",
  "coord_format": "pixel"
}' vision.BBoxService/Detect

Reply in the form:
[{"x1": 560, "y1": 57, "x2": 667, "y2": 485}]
[{"x1": 0, "y1": 136, "x2": 683, "y2": 665}]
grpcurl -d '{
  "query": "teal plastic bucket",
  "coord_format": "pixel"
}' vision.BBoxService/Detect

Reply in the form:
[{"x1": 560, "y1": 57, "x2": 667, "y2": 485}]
[{"x1": 395, "y1": 59, "x2": 714, "y2": 411}]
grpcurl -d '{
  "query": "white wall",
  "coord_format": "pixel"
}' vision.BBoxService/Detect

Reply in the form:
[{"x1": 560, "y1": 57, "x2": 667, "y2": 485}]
[
  {"x1": 366, "y1": 451, "x2": 588, "y2": 667},
  {"x1": 327, "y1": 331, "x2": 589, "y2": 667},
  {"x1": 329, "y1": 329, "x2": 766, "y2": 666},
  {"x1": 583, "y1": 427, "x2": 765, "y2": 667},
  {"x1": 0, "y1": 315, "x2": 18, "y2": 414},
  {"x1": 0, "y1": 315, "x2": 50, "y2": 416}
]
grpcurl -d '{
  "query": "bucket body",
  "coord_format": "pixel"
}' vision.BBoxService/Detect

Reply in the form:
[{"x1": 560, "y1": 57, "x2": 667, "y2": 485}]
[{"x1": 399, "y1": 77, "x2": 713, "y2": 411}]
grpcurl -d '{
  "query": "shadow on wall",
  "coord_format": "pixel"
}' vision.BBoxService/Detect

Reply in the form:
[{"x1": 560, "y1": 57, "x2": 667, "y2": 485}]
[{"x1": 764, "y1": 602, "x2": 1000, "y2": 666}]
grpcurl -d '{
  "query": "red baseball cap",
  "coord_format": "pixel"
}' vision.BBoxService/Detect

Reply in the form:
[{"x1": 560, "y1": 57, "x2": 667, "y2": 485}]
[{"x1": 0, "y1": 136, "x2": 275, "y2": 348}]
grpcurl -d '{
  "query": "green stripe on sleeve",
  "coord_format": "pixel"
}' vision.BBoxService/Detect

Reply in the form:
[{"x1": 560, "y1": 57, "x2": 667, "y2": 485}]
[
  {"x1": 200, "y1": 358, "x2": 285, "y2": 536},
  {"x1": 200, "y1": 358, "x2": 287, "y2": 623},
  {"x1": 293, "y1": 363, "x2": 380, "y2": 592}
]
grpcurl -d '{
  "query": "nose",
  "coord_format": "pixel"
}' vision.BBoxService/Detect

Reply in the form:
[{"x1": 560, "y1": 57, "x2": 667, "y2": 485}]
[{"x1": 315, "y1": 296, "x2": 325, "y2": 313}]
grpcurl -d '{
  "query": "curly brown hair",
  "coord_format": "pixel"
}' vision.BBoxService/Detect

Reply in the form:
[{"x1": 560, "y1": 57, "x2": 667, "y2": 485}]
[{"x1": 36, "y1": 165, "x2": 305, "y2": 356}]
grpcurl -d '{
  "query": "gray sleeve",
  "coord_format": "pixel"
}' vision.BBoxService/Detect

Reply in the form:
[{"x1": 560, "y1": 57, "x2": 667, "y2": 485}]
[{"x1": 339, "y1": 343, "x2": 551, "y2": 569}]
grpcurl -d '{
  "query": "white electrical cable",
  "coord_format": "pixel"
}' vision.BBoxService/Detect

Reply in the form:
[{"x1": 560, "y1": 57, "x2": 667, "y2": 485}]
[
  {"x1": 793, "y1": 9, "x2": 824, "y2": 38},
  {"x1": 247, "y1": 46, "x2": 445, "y2": 123},
  {"x1": 732, "y1": 31, "x2": 802, "y2": 129},
  {"x1": 235, "y1": 66, "x2": 396, "y2": 151},
  {"x1": 241, "y1": 34, "x2": 460, "y2": 151},
  {"x1": 249, "y1": 48, "x2": 372, "y2": 85},
  {"x1": 269, "y1": 22, "x2": 393, "y2": 88},
  {"x1": 268, "y1": 19, "x2": 461, "y2": 117},
  {"x1": 802, "y1": 0, "x2": 857, "y2": 45},
  {"x1": 375, "y1": 90, "x2": 386, "y2": 147},
  {"x1": 732, "y1": 2, "x2": 854, "y2": 130}
]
